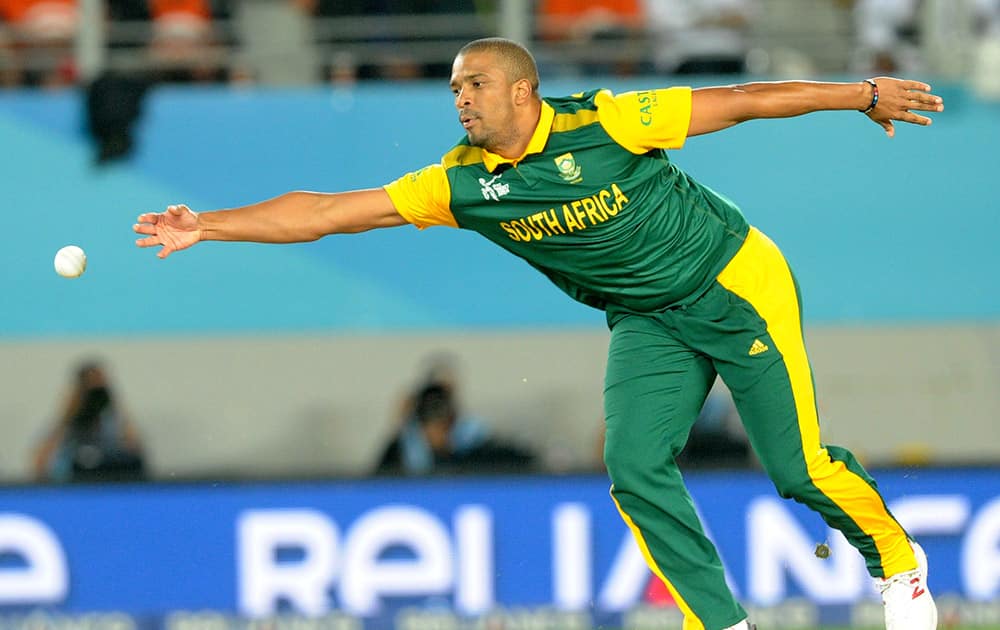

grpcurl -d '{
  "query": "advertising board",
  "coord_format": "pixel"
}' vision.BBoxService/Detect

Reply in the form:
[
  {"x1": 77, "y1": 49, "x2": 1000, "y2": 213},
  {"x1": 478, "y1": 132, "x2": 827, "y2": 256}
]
[{"x1": 0, "y1": 469, "x2": 997, "y2": 628}]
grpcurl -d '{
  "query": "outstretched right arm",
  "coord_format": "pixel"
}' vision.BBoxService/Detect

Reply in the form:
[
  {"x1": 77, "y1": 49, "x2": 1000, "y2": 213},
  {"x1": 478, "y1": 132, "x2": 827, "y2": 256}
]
[{"x1": 134, "y1": 188, "x2": 407, "y2": 259}]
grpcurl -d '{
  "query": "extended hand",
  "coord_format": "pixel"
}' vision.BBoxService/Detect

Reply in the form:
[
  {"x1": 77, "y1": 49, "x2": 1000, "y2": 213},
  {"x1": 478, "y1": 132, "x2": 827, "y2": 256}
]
[
  {"x1": 134, "y1": 204, "x2": 201, "y2": 259},
  {"x1": 865, "y1": 77, "x2": 944, "y2": 137}
]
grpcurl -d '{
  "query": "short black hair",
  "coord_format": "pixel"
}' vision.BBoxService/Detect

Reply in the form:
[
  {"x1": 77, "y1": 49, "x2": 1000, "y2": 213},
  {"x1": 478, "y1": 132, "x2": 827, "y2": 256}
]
[{"x1": 457, "y1": 37, "x2": 540, "y2": 93}]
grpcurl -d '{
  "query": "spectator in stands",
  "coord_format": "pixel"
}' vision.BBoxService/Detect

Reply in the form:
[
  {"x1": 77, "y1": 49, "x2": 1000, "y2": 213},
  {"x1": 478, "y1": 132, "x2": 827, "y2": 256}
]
[
  {"x1": 846, "y1": 0, "x2": 922, "y2": 74},
  {"x1": 376, "y1": 380, "x2": 537, "y2": 476},
  {"x1": 85, "y1": 69, "x2": 149, "y2": 163},
  {"x1": 971, "y1": 0, "x2": 1000, "y2": 98},
  {"x1": 148, "y1": 0, "x2": 222, "y2": 83},
  {"x1": 0, "y1": 0, "x2": 78, "y2": 87},
  {"x1": 311, "y1": 0, "x2": 475, "y2": 80},
  {"x1": 0, "y1": 28, "x2": 21, "y2": 87},
  {"x1": 392, "y1": 352, "x2": 465, "y2": 425},
  {"x1": 846, "y1": 0, "x2": 1000, "y2": 77},
  {"x1": 33, "y1": 359, "x2": 147, "y2": 483},
  {"x1": 976, "y1": 0, "x2": 1000, "y2": 34},
  {"x1": 326, "y1": 50, "x2": 358, "y2": 84},
  {"x1": 536, "y1": 0, "x2": 645, "y2": 76},
  {"x1": 382, "y1": 353, "x2": 484, "y2": 468},
  {"x1": 643, "y1": 0, "x2": 756, "y2": 75}
]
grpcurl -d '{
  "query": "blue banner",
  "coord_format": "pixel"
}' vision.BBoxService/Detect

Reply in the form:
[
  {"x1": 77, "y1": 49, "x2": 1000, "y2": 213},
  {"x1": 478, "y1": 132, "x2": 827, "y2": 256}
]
[{"x1": 0, "y1": 469, "x2": 998, "y2": 628}]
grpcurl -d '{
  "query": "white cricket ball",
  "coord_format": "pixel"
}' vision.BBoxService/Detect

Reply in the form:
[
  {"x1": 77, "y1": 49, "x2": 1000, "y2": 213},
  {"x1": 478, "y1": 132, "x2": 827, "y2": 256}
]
[{"x1": 54, "y1": 245, "x2": 87, "y2": 278}]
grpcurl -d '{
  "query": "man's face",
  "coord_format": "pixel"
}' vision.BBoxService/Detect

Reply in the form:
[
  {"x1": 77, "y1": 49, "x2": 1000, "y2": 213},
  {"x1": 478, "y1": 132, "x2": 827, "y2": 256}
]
[
  {"x1": 80, "y1": 366, "x2": 107, "y2": 390},
  {"x1": 450, "y1": 51, "x2": 518, "y2": 153},
  {"x1": 423, "y1": 417, "x2": 452, "y2": 455}
]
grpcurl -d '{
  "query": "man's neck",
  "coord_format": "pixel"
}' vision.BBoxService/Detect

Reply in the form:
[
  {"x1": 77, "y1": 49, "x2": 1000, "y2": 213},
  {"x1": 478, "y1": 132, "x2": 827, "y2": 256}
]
[{"x1": 493, "y1": 100, "x2": 543, "y2": 160}]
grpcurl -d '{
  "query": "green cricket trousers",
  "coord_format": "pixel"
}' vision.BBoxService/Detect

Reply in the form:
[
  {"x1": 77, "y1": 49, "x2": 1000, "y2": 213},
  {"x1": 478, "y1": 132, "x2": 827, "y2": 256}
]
[{"x1": 602, "y1": 227, "x2": 917, "y2": 630}]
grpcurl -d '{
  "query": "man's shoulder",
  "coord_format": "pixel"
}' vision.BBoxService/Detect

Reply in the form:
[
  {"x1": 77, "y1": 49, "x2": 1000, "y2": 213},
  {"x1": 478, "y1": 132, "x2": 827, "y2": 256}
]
[
  {"x1": 440, "y1": 138, "x2": 486, "y2": 171},
  {"x1": 544, "y1": 89, "x2": 605, "y2": 114}
]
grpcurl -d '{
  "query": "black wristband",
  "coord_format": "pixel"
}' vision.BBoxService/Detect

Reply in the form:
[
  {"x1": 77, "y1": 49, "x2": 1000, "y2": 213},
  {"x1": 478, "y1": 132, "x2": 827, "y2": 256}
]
[{"x1": 861, "y1": 79, "x2": 879, "y2": 114}]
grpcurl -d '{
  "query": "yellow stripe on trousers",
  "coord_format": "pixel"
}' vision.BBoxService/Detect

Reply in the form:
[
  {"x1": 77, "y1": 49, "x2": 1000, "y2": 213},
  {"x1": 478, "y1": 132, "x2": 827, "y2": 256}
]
[
  {"x1": 610, "y1": 488, "x2": 705, "y2": 630},
  {"x1": 716, "y1": 227, "x2": 915, "y2": 577}
]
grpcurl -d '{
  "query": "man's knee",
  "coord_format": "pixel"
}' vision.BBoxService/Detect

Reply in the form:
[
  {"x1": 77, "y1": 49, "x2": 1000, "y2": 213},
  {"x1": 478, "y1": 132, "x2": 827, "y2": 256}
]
[
  {"x1": 604, "y1": 435, "x2": 678, "y2": 491},
  {"x1": 768, "y1": 468, "x2": 816, "y2": 501},
  {"x1": 603, "y1": 439, "x2": 632, "y2": 483}
]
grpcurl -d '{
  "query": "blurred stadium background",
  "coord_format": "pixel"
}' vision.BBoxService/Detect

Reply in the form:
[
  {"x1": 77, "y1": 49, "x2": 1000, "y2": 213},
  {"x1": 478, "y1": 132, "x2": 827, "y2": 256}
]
[{"x1": 1, "y1": 0, "x2": 999, "y2": 628}]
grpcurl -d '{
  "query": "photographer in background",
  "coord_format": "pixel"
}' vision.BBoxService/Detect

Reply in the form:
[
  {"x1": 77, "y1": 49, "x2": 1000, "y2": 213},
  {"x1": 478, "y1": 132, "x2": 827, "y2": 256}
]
[
  {"x1": 376, "y1": 382, "x2": 537, "y2": 476},
  {"x1": 33, "y1": 359, "x2": 147, "y2": 483}
]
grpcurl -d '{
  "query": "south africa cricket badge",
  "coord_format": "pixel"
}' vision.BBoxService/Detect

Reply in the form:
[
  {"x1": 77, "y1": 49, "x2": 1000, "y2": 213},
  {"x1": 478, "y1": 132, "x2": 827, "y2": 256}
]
[{"x1": 554, "y1": 152, "x2": 582, "y2": 183}]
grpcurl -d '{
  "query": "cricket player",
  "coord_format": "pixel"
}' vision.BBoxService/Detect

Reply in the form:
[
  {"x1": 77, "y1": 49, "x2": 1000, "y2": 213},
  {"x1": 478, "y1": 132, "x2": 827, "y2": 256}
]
[{"x1": 135, "y1": 38, "x2": 944, "y2": 630}]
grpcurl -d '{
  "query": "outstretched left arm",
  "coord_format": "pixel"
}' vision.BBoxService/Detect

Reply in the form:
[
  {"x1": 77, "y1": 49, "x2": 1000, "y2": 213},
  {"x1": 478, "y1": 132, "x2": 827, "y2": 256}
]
[{"x1": 689, "y1": 78, "x2": 944, "y2": 138}]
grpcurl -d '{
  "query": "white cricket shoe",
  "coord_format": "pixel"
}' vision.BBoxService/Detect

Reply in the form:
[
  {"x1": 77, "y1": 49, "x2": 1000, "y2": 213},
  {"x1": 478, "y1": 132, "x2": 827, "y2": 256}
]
[{"x1": 877, "y1": 541, "x2": 938, "y2": 630}]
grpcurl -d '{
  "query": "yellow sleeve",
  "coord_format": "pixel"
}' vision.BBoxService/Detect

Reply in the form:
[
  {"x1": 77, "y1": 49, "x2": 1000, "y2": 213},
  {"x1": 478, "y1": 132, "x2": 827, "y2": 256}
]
[
  {"x1": 383, "y1": 163, "x2": 457, "y2": 229},
  {"x1": 594, "y1": 87, "x2": 692, "y2": 154}
]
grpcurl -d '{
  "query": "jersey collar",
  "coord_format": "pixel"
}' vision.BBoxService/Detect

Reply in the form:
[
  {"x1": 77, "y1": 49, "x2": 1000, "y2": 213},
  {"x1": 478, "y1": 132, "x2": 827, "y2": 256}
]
[{"x1": 481, "y1": 101, "x2": 555, "y2": 173}]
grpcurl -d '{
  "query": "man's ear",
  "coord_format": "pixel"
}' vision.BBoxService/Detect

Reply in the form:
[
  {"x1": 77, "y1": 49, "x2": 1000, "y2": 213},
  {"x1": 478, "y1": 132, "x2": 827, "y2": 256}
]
[{"x1": 513, "y1": 78, "x2": 533, "y2": 104}]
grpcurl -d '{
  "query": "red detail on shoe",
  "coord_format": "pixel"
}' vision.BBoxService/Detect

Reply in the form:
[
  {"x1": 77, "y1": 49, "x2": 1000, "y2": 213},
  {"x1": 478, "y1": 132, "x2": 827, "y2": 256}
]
[{"x1": 910, "y1": 577, "x2": 926, "y2": 599}]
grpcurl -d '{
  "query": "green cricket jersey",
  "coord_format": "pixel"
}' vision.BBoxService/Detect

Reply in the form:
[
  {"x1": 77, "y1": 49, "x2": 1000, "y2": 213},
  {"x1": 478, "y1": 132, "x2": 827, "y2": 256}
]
[{"x1": 384, "y1": 88, "x2": 750, "y2": 313}]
